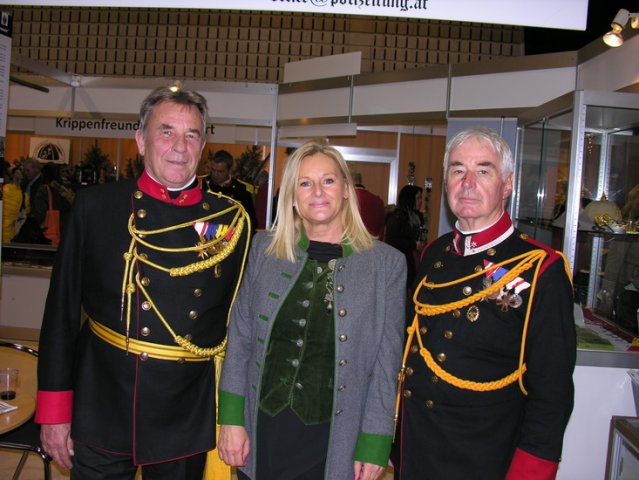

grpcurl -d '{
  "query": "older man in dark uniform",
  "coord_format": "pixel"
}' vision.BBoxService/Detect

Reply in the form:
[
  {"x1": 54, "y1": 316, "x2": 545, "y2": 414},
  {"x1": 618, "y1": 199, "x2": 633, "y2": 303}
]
[
  {"x1": 36, "y1": 87, "x2": 250, "y2": 479},
  {"x1": 393, "y1": 127, "x2": 576, "y2": 480}
]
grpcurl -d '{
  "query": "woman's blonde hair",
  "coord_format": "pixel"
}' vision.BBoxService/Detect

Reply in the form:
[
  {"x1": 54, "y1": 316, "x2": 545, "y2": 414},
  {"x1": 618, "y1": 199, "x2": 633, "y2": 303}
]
[{"x1": 266, "y1": 140, "x2": 374, "y2": 261}]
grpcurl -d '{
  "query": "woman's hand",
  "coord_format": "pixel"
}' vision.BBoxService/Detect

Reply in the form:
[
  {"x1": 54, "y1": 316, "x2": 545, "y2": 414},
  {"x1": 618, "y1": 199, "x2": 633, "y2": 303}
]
[
  {"x1": 354, "y1": 461, "x2": 385, "y2": 480},
  {"x1": 218, "y1": 425, "x2": 250, "y2": 467}
]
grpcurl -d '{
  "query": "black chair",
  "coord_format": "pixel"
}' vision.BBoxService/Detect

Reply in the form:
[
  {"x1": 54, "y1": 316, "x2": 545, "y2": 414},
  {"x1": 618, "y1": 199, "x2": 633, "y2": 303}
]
[{"x1": 0, "y1": 341, "x2": 51, "y2": 480}]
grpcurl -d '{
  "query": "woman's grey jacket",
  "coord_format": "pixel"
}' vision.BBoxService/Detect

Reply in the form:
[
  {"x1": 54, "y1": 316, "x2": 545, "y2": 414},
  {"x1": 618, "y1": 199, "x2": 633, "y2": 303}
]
[{"x1": 219, "y1": 231, "x2": 407, "y2": 480}]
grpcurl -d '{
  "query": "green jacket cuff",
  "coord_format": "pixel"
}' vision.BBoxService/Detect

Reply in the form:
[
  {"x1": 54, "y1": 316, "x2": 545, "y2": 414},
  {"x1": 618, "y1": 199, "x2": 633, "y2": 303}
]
[
  {"x1": 353, "y1": 432, "x2": 392, "y2": 467},
  {"x1": 217, "y1": 390, "x2": 245, "y2": 426}
]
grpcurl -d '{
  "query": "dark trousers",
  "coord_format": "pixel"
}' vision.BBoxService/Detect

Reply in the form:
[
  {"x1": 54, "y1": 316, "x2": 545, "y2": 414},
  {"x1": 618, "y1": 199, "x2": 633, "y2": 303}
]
[
  {"x1": 236, "y1": 462, "x2": 326, "y2": 480},
  {"x1": 236, "y1": 408, "x2": 329, "y2": 480},
  {"x1": 71, "y1": 441, "x2": 207, "y2": 480}
]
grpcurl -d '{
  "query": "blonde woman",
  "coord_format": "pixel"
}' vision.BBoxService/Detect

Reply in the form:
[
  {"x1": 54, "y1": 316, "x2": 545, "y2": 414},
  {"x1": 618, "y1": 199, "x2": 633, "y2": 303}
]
[{"x1": 218, "y1": 140, "x2": 406, "y2": 480}]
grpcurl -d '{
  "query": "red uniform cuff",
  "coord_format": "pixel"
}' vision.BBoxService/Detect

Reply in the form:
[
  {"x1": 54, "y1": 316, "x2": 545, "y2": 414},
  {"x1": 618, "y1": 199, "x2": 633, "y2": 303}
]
[
  {"x1": 35, "y1": 390, "x2": 73, "y2": 424},
  {"x1": 506, "y1": 448, "x2": 558, "y2": 480}
]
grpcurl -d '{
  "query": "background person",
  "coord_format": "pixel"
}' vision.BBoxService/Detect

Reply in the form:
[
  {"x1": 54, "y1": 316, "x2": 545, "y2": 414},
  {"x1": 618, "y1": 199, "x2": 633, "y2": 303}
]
[
  {"x1": 392, "y1": 127, "x2": 576, "y2": 480},
  {"x1": 206, "y1": 149, "x2": 257, "y2": 234},
  {"x1": 217, "y1": 140, "x2": 406, "y2": 480},
  {"x1": 351, "y1": 170, "x2": 386, "y2": 239},
  {"x1": 11, "y1": 157, "x2": 48, "y2": 243},
  {"x1": 2, "y1": 166, "x2": 25, "y2": 242},
  {"x1": 385, "y1": 184, "x2": 426, "y2": 290},
  {"x1": 21, "y1": 156, "x2": 43, "y2": 203},
  {"x1": 13, "y1": 163, "x2": 73, "y2": 245},
  {"x1": 28, "y1": 163, "x2": 74, "y2": 245},
  {"x1": 36, "y1": 86, "x2": 250, "y2": 479}
]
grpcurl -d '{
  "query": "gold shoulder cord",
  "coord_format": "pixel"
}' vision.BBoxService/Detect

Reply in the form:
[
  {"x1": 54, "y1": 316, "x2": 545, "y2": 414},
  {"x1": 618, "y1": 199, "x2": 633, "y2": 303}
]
[
  {"x1": 394, "y1": 248, "x2": 575, "y2": 431},
  {"x1": 395, "y1": 250, "x2": 547, "y2": 430},
  {"x1": 120, "y1": 197, "x2": 251, "y2": 358}
]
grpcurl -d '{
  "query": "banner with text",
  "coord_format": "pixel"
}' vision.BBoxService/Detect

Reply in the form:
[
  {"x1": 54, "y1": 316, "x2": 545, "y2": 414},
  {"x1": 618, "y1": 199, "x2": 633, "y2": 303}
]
[
  {"x1": 33, "y1": 117, "x2": 219, "y2": 140},
  {"x1": 9, "y1": 0, "x2": 588, "y2": 30}
]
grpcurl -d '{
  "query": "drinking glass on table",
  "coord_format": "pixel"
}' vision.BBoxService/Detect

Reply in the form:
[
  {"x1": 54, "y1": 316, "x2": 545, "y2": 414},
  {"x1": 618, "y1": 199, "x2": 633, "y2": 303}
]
[{"x1": 0, "y1": 368, "x2": 18, "y2": 400}]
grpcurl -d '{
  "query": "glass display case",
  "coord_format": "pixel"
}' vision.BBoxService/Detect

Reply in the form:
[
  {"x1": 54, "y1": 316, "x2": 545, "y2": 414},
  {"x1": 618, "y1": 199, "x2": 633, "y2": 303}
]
[
  {"x1": 606, "y1": 416, "x2": 639, "y2": 480},
  {"x1": 517, "y1": 90, "x2": 639, "y2": 357}
]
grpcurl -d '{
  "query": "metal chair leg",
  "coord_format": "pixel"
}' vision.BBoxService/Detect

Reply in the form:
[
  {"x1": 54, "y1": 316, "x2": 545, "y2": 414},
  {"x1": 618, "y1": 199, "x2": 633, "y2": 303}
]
[
  {"x1": 10, "y1": 450, "x2": 29, "y2": 480},
  {"x1": 37, "y1": 449, "x2": 52, "y2": 480}
]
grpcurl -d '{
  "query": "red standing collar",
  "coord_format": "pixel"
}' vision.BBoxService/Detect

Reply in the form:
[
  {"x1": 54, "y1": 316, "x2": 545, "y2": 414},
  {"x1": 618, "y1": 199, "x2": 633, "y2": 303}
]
[
  {"x1": 452, "y1": 211, "x2": 514, "y2": 256},
  {"x1": 137, "y1": 171, "x2": 202, "y2": 206}
]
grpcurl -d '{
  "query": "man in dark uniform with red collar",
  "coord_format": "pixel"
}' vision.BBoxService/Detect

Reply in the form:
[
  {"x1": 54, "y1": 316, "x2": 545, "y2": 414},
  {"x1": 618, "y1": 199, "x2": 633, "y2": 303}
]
[
  {"x1": 205, "y1": 149, "x2": 257, "y2": 236},
  {"x1": 36, "y1": 87, "x2": 250, "y2": 479},
  {"x1": 393, "y1": 127, "x2": 576, "y2": 479}
]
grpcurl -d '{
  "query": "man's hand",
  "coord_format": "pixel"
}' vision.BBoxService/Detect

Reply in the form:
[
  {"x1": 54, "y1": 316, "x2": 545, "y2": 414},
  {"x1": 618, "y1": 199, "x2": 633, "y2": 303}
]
[
  {"x1": 218, "y1": 425, "x2": 250, "y2": 467},
  {"x1": 41, "y1": 423, "x2": 74, "y2": 470},
  {"x1": 354, "y1": 461, "x2": 385, "y2": 480}
]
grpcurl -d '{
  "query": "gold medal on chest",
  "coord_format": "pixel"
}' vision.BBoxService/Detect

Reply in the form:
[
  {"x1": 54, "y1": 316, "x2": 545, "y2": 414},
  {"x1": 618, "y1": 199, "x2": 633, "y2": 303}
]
[{"x1": 466, "y1": 305, "x2": 480, "y2": 322}]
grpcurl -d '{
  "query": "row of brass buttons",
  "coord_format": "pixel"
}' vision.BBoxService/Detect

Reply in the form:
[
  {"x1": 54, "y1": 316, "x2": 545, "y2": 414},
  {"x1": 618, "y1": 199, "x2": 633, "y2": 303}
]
[
  {"x1": 133, "y1": 192, "x2": 214, "y2": 363},
  {"x1": 335, "y1": 264, "x2": 346, "y2": 413},
  {"x1": 414, "y1": 328, "x2": 454, "y2": 339},
  {"x1": 140, "y1": 303, "x2": 200, "y2": 319},
  {"x1": 404, "y1": 367, "x2": 438, "y2": 384},
  {"x1": 335, "y1": 264, "x2": 347, "y2": 414},
  {"x1": 402, "y1": 390, "x2": 436, "y2": 409},
  {"x1": 140, "y1": 277, "x2": 202, "y2": 298}
]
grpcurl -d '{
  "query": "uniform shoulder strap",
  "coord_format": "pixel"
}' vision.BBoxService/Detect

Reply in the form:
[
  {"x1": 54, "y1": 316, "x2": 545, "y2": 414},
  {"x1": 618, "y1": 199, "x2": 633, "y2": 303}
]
[{"x1": 520, "y1": 233, "x2": 571, "y2": 280}]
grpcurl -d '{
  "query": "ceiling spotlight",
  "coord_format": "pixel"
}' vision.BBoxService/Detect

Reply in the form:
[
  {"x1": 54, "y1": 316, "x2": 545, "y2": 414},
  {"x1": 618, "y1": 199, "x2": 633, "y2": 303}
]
[
  {"x1": 603, "y1": 8, "x2": 639, "y2": 47},
  {"x1": 169, "y1": 81, "x2": 182, "y2": 92}
]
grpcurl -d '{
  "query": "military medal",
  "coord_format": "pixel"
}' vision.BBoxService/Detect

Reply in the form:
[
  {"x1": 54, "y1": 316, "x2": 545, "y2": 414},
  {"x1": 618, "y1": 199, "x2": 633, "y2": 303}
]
[
  {"x1": 509, "y1": 293, "x2": 523, "y2": 308},
  {"x1": 495, "y1": 295, "x2": 511, "y2": 312},
  {"x1": 496, "y1": 292, "x2": 524, "y2": 312},
  {"x1": 483, "y1": 260, "x2": 530, "y2": 311},
  {"x1": 483, "y1": 262, "x2": 506, "y2": 301},
  {"x1": 503, "y1": 277, "x2": 528, "y2": 310},
  {"x1": 466, "y1": 305, "x2": 480, "y2": 322},
  {"x1": 193, "y1": 221, "x2": 233, "y2": 259}
]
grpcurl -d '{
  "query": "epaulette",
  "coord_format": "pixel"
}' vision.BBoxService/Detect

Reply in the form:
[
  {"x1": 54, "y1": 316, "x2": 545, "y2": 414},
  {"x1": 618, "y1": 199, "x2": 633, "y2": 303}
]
[
  {"x1": 237, "y1": 178, "x2": 257, "y2": 194},
  {"x1": 517, "y1": 232, "x2": 562, "y2": 276}
]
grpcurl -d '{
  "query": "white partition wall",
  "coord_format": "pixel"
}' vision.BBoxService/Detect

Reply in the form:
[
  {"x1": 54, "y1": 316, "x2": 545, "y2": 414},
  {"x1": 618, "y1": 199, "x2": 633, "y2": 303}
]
[{"x1": 559, "y1": 366, "x2": 636, "y2": 480}]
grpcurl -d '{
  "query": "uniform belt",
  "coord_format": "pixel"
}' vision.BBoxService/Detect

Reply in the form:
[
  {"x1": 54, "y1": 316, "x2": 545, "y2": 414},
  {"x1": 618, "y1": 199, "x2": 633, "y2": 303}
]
[{"x1": 88, "y1": 318, "x2": 211, "y2": 362}]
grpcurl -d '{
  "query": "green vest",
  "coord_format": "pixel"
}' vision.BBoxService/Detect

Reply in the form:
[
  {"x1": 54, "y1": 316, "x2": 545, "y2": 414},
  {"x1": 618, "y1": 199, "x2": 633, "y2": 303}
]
[{"x1": 259, "y1": 257, "x2": 336, "y2": 425}]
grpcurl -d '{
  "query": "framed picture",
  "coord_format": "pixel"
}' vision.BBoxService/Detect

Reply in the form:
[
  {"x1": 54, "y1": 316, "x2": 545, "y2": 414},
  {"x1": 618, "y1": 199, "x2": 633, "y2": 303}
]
[{"x1": 29, "y1": 137, "x2": 70, "y2": 164}]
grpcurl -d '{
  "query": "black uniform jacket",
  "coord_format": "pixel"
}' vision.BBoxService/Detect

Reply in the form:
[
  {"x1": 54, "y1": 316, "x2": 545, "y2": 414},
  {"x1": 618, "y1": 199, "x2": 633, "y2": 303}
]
[
  {"x1": 36, "y1": 177, "x2": 249, "y2": 464},
  {"x1": 395, "y1": 215, "x2": 576, "y2": 480}
]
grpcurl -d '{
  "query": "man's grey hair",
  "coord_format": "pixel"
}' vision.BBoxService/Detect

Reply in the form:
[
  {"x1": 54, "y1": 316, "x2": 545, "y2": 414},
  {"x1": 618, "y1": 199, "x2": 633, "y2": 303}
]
[
  {"x1": 442, "y1": 127, "x2": 514, "y2": 180},
  {"x1": 138, "y1": 86, "x2": 208, "y2": 140}
]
